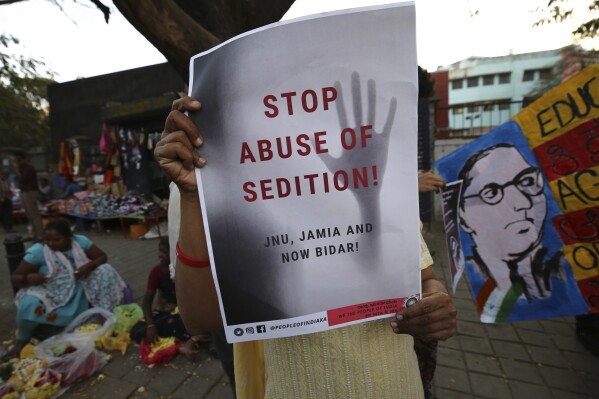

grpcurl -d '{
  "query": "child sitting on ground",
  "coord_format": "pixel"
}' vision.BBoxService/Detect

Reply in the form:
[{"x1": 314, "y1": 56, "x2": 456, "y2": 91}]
[{"x1": 129, "y1": 237, "x2": 209, "y2": 358}]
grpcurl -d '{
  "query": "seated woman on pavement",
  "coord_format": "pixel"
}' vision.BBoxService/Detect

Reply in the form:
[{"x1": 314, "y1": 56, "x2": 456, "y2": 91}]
[
  {"x1": 154, "y1": 96, "x2": 458, "y2": 399},
  {"x1": 129, "y1": 237, "x2": 210, "y2": 358},
  {"x1": 5, "y1": 219, "x2": 126, "y2": 360}
]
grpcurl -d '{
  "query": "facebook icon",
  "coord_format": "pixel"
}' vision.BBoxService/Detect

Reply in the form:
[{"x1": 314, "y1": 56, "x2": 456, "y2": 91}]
[{"x1": 257, "y1": 325, "x2": 266, "y2": 333}]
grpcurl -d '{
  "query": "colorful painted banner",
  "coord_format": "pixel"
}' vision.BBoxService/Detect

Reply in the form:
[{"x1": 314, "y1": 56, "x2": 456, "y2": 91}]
[
  {"x1": 436, "y1": 65, "x2": 599, "y2": 322},
  {"x1": 189, "y1": 3, "x2": 422, "y2": 342}
]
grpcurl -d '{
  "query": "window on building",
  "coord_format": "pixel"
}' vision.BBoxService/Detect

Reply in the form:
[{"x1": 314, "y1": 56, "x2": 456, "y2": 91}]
[
  {"x1": 467, "y1": 104, "x2": 480, "y2": 113},
  {"x1": 467, "y1": 77, "x2": 479, "y2": 87},
  {"x1": 451, "y1": 79, "x2": 463, "y2": 90},
  {"x1": 449, "y1": 129, "x2": 468, "y2": 138},
  {"x1": 482, "y1": 75, "x2": 494, "y2": 86},
  {"x1": 498, "y1": 100, "x2": 510, "y2": 111},
  {"x1": 539, "y1": 68, "x2": 552, "y2": 80},
  {"x1": 498, "y1": 73, "x2": 511, "y2": 84},
  {"x1": 523, "y1": 70, "x2": 535, "y2": 81},
  {"x1": 453, "y1": 105, "x2": 464, "y2": 115},
  {"x1": 483, "y1": 103, "x2": 495, "y2": 111}
]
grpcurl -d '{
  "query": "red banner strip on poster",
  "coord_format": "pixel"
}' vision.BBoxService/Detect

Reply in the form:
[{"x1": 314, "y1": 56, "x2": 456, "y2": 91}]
[
  {"x1": 552, "y1": 205, "x2": 599, "y2": 245},
  {"x1": 577, "y1": 276, "x2": 599, "y2": 313},
  {"x1": 327, "y1": 297, "x2": 413, "y2": 326},
  {"x1": 533, "y1": 118, "x2": 599, "y2": 182}
]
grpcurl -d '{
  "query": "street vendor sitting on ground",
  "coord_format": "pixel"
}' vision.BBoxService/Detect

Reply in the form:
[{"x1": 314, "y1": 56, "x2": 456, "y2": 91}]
[
  {"x1": 4, "y1": 219, "x2": 126, "y2": 360},
  {"x1": 129, "y1": 237, "x2": 210, "y2": 359}
]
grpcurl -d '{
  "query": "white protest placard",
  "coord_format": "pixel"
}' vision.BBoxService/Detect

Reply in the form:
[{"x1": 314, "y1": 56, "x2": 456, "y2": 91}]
[{"x1": 189, "y1": 2, "x2": 422, "y2": 342}]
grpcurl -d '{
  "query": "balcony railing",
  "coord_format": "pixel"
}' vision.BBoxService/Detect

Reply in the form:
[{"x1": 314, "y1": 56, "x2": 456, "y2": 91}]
[{"x1": 434, "y1": 100, "x2": 525, "y2": 139}]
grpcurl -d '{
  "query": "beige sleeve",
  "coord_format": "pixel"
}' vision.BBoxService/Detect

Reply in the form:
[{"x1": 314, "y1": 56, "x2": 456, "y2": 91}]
[{"x1": 420, "y1": 222, "x2": 433, "y2": 270}]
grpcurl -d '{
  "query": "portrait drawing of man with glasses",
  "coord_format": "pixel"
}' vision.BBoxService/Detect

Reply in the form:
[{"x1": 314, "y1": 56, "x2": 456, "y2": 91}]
[{"x1": 458, "y1": 144, "x2": 564, "y2": 319}]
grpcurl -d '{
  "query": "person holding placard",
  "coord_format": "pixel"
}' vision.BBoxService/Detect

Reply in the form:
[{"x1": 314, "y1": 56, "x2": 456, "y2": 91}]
[{"x1": 154, "y1": 96, "x2": 457, "y2": 398}]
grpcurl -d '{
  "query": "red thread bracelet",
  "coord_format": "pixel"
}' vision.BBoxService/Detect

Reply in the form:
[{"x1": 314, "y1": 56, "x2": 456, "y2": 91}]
[{"x1": 176, "y1": 242, "x2": 210, "y2": 268}]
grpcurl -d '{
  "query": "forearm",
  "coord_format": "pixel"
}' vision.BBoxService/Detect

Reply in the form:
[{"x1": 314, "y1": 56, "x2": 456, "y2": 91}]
[
  {"x1": 90, "y1": 254, "x2": 107, "y2": 267},
  {"x1": 175, "y1": 190, "x2": 223, "y2": 334},
  {"x1": 11, "y1": 272, "x2": 44, "y2": 287},
  {"x1": 85, "y1": 246, "x2": 108, "y2": 269},
  {"x1": 141, "y1": 297, "x2": 155, "y2": 325},
  {"x1": 12, "y1": 263, "x2": 41, "y2": 287},
  {"x1": 421, "y1": 268, "x2": 448, "y2": 296},
  {"x1": 11, "y1": 273, "x2": 28, "y2": 288}
]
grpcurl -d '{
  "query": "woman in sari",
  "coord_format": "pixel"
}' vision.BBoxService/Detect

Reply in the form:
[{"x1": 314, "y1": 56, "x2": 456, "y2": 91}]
[{"x1": 5, "y1": 219, "x2": 125, "y2": 359}]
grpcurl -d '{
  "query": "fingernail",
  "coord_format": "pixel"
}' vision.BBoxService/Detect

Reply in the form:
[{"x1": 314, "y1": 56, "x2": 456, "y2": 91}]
[
  {"x1": 195, "y1": 137, "x2": 203, "y2": 147},
  {"x1": 197, "y1": 157, "x2": 206, "y2": 167},
  {"x1": 390, "y1": 321, "x2": 398, "y2": 328},
  {"x1": 191, "y1": 100, "x2": 201, "y2": 108},
  {"x1": 396, "y1": 314, "x2": 403, "y2": 321}
]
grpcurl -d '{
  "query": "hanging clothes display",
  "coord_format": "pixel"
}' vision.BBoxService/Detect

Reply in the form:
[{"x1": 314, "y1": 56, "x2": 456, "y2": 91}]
[
  {"x1": 99, "y1": 123, "x2": 113, "y2": 154},
  {"x1": 120, "y1": 129, "x2": 152, "y2": 196},
  {"x1": 58, "y1": 142, "x2": 72, "y2": 181}
]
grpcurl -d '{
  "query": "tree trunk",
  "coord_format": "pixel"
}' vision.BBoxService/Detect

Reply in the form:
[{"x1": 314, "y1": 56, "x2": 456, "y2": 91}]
[{"x1": 113, "y1": 0, "x2": 294, "y2": 81}]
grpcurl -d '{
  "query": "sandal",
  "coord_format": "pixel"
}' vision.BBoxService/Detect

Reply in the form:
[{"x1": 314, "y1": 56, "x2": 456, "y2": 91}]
[{"x1": 178, "y1": 337, "x2": 203, "y2": 360}]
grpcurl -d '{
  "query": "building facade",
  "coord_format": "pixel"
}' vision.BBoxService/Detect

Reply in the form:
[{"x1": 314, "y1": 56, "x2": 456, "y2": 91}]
[
  {"x1": 443, "y1": 48, "x2": 561, "y2": 138},
  {"x1": 432, "y1": 45, "x2": 599, "y2": 161}
]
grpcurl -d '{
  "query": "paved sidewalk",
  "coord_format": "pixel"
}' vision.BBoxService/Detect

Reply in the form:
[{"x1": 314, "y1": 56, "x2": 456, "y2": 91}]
[{"x1": 0, "y1": 219, "x2": 597, "y2": 398}]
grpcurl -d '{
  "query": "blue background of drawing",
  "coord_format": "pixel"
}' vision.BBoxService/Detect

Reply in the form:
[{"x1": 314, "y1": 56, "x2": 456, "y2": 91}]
[{"x1": 435, "y1": 121, "x2": 588, "y2": 321}]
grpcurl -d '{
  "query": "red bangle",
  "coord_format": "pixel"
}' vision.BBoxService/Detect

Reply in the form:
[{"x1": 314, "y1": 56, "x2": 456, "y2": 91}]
[{"x1": 176, "y1": 242, "x2": 210, "y2": 268}]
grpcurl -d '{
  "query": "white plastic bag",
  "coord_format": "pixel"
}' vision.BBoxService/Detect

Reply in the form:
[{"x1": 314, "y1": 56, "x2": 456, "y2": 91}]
[
  {"x1": 35, "y1": 308, "x2": 115, "y2": 386},
  {"x1": 62, "y1": 308, "x2": 116, "y2": 341},
  {"x1": 35, "y1": 334, "x2": 107, "y2": 387}
]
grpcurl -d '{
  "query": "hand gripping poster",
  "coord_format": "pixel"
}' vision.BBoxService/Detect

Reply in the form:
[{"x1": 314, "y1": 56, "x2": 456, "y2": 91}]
[
  {"x1": 436, "y1": 65, "x2": 599, "y2": 323},
  {"x1": 188, "y1": 3, "x2": 422, "y2": 342}
]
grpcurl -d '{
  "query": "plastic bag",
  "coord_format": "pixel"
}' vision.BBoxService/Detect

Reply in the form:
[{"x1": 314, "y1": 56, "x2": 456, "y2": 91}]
[
  {"x1": 112, "y1": 304, "x2": 143, "y2": 334},
  {"x1": 139, "y1": 338, "x2": 180, "y2": 365},
  {"x1": 62, "y1": 308, "x2": 116, "y2": 343},
  {"x1": 35, "y1": 335, "x2": 106, "y2": 387},
  {"x1": 35, "y1": 309, "x2": 114, "y2": 387}
]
